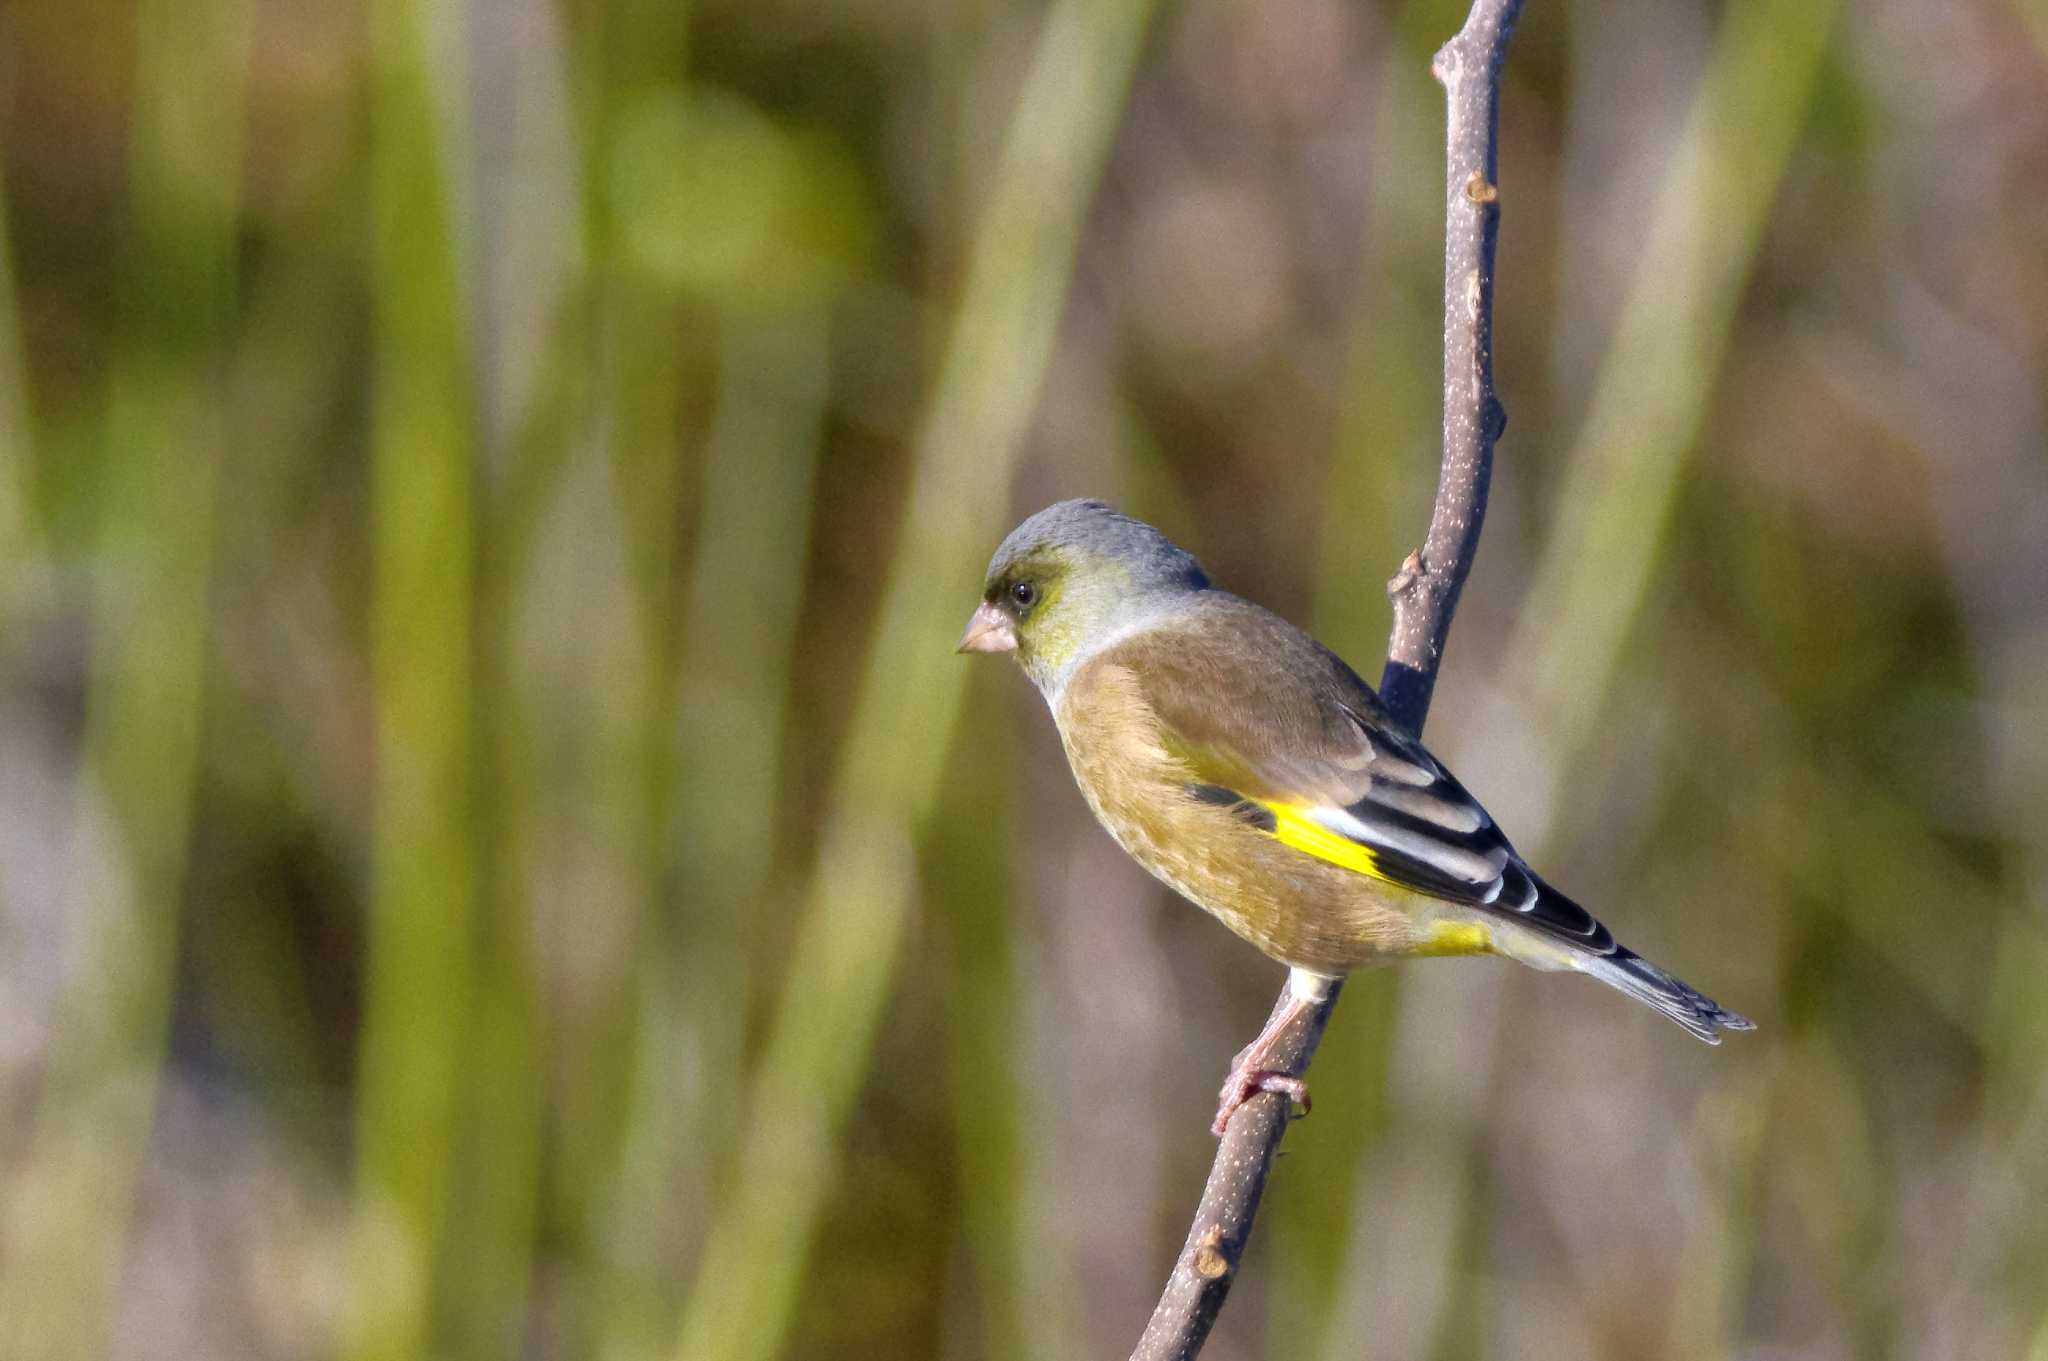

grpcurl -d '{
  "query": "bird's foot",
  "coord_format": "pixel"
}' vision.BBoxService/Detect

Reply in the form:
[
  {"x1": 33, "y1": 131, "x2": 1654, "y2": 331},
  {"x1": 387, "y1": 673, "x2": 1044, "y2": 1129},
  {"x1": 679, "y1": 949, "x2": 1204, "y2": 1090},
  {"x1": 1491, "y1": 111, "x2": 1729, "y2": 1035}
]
[{"x1": 1211, "y1": 1066, "x2": 1311, "y2": 1137}]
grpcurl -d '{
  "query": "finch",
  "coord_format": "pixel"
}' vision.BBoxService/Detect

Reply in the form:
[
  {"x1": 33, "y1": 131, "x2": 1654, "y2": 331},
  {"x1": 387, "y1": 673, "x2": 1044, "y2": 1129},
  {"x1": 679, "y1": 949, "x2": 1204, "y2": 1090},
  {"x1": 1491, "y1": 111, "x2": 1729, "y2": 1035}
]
[{"x1": 959, "y1": 499, "x2": 1752, "y2": 1133}]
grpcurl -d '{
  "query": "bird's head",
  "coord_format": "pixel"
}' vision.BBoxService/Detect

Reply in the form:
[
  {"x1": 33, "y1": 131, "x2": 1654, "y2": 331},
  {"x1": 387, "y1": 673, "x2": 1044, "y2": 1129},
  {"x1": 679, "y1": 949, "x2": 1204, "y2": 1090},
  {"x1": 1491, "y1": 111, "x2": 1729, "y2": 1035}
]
[{"x1": 958, "y1": 499, "x2": 1209, "y2": 697}]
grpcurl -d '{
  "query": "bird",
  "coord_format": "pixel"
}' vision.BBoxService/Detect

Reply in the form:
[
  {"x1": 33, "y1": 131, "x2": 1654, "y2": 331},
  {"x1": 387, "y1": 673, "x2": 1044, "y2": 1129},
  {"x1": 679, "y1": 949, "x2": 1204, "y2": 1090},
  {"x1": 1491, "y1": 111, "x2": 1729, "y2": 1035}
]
[{"x1": 958, "y1": 499, "x2": 1753, "y2": 1135}]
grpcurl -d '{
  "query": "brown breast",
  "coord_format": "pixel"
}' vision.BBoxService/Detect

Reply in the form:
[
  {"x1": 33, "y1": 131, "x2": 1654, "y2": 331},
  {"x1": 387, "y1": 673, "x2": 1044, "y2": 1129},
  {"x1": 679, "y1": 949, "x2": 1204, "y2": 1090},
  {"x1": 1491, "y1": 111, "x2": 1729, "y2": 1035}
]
[{"x1": 1052, "y1": 655, "x2": 1420, "y2": 975}]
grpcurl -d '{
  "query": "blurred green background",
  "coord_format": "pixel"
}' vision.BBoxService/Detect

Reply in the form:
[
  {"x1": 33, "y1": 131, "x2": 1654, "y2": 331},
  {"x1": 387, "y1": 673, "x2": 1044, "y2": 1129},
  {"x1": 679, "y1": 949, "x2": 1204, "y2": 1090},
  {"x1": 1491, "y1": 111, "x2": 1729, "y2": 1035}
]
[{"x1": 3, "y1": 0, "x2": 2047, "y2": 1358}]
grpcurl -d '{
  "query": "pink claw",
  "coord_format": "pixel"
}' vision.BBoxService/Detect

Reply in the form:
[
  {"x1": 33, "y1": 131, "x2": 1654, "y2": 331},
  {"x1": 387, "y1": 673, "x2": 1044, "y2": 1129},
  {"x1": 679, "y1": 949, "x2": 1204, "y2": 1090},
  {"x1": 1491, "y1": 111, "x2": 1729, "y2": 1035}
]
[{"x1": 1211, "y1": 1067, "x2": 1311, "y2": 1136}]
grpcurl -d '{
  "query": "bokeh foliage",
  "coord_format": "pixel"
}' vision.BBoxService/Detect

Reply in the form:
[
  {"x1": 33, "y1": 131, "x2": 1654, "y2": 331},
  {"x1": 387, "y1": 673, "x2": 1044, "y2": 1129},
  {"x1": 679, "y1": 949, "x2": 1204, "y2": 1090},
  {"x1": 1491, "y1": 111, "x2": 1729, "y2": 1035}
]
[{"x1": 2, "y1": 0, "x2": 2046, "y2": 1359}]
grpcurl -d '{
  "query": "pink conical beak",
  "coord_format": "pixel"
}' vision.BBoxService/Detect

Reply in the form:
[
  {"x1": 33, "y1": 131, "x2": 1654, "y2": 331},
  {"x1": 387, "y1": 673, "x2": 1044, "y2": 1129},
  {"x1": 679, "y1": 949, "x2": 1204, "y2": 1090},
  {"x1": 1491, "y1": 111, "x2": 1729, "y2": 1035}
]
[{"x1": 956, "y1": 600, "x2": 1018, "y2": 654}]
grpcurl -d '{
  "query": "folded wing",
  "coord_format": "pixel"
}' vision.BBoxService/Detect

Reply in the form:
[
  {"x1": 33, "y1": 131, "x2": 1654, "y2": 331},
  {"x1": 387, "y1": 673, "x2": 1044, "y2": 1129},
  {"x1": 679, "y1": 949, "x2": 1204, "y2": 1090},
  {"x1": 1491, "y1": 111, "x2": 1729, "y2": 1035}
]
[{"x1": 1106, "y1": 599, "x2": 1617, "y2": 957}]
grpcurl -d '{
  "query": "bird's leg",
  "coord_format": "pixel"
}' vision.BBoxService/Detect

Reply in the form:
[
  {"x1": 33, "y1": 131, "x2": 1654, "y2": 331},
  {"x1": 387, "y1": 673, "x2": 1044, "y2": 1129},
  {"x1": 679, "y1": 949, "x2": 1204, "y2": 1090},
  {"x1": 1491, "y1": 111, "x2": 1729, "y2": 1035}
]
[
  {"x1": 1211, "y1": 971, "x2": 1330, "y2": 1136},
  {"x1": 1213, "y1": 998, "x2": 1312, "y2": 1135}
]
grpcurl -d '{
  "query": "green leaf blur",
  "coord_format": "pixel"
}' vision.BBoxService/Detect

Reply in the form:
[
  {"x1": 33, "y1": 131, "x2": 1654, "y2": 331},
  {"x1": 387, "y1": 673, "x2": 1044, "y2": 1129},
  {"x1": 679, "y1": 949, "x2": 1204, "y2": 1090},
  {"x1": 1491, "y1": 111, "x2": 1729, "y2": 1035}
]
[{"x1": 1, "y1": 0, "x2": 2044, "y2": 1359}]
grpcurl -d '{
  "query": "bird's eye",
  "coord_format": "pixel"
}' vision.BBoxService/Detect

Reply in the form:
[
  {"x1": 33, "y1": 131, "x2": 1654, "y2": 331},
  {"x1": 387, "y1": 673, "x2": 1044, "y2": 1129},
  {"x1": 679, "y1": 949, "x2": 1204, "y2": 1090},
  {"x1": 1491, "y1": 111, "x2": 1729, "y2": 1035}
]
[{"x1": 1009, "y1": 580, "x2": 1037, "y2": 610}]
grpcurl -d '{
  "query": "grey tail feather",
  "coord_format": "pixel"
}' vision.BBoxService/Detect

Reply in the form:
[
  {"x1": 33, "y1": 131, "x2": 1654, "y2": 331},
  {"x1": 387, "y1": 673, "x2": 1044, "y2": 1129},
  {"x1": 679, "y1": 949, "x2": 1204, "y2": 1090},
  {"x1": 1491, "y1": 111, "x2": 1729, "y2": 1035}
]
[{"x1": 1580, "y1": 947, "x2": 1756, "y2": 1044}]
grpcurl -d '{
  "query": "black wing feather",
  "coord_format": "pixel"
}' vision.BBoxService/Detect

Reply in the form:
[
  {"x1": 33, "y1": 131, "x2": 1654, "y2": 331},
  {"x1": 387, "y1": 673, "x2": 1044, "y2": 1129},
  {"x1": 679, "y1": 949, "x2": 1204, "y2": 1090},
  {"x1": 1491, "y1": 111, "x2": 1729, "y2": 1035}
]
[{"x1": 1341, "y1": 715, "x2": 1620, "y2": 957}]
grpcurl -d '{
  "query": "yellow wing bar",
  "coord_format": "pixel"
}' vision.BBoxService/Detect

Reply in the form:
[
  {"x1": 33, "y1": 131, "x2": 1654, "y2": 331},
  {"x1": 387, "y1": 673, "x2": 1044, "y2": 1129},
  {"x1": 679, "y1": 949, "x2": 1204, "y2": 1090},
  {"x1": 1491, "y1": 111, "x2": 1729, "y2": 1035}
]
[{"x1": 1259, "y1": 801, "x2": 1391, "y2": 880}]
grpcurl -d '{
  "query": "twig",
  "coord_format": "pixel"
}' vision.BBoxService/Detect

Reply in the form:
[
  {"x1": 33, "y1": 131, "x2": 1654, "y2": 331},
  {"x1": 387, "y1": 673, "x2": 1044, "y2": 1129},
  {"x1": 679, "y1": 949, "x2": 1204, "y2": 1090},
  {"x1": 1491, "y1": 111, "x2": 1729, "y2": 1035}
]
[
  {"x1": 1127, "y1": 3, "x2": 1524, "y2": 1357},
  {"x1": 1380, "y1": 0, "x2": 1522, "y2": 731},
  {"x1": 1128, "y1": 979, "x2": 1341, "y2": 1361}
]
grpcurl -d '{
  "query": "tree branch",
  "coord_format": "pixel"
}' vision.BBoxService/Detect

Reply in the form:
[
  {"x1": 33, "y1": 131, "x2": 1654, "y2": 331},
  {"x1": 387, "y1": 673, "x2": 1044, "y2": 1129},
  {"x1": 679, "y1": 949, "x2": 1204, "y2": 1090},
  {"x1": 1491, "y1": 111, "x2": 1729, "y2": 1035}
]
[
  {"x1": 1128, "y1": 3, "x2": 1524, "y2": 1357},
  {"x1": 1380, "y1": 0, "x2": 1522, "y2": 731}
]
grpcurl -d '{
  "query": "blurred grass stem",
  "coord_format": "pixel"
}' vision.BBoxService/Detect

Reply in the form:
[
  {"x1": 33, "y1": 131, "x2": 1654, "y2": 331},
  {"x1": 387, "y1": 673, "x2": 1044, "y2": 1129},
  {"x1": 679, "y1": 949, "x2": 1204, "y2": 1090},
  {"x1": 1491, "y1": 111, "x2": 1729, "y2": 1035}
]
[
  {"x1": 341, "y1": 0, "x2": 481, "y2": 1358},
  {"x1": 1498, "y1": 0, "x2": 1841, "y2": 802},
  {"x1": 0, "y1": 152, "x2": 33, "y2": 575},
  {"x1": 0, "y1": 2, "x2": 249, "y2": 1356},
  {"x1": 668, "y1": 3, "x2": 1161, "y2": 1361}
]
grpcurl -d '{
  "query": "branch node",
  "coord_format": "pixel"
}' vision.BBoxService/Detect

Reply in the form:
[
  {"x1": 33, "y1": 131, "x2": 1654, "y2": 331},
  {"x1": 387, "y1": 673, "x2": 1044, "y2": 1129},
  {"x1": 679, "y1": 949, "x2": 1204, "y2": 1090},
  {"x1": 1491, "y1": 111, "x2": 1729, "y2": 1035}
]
[
  {"x1": 1482, "y1": 395, "x2": 1507, "y2": 442},
  {"x1": 1463, "y1": 170, "x2": 1498, "y2": 204},
  {"x1": 1387, "y1": 550, "x2": 1425, "y2": 598},
  {"x1": 1191, "y1": 1226, "x2": 1231, "y2": 1281}
]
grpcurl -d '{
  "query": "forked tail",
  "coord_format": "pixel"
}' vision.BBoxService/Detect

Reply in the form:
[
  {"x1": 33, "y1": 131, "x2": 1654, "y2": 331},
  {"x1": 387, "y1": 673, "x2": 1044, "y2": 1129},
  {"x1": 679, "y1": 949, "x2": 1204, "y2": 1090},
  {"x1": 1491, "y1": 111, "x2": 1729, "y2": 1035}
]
[{"x1": 1482, "y1": 866, "x2": 1756, "y2": 1043}]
